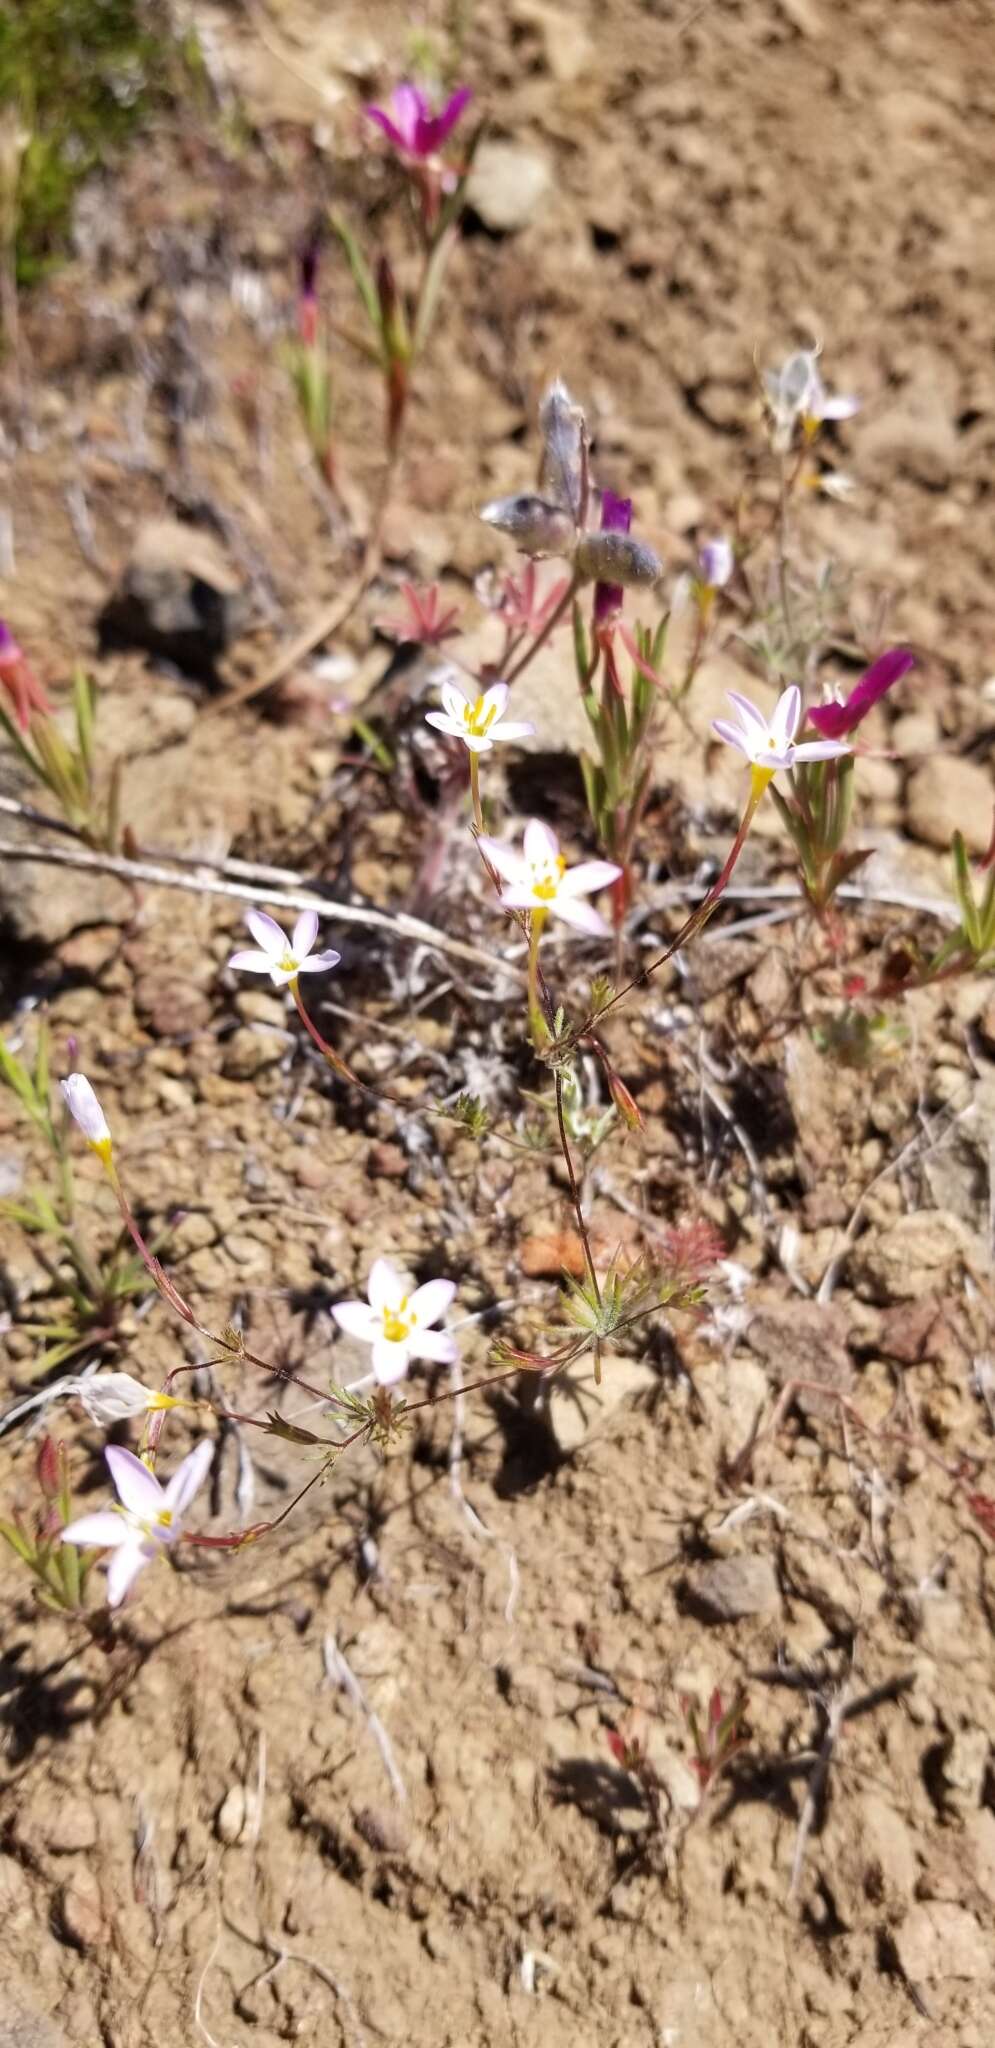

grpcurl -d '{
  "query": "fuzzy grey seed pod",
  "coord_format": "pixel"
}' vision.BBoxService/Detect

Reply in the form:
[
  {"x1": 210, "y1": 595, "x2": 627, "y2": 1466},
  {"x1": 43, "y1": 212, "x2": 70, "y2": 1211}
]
[
  {"x1": 479, "y1": 493, "x2": 577, "y2": 558},
  {"x1": 575, "y1": 530, "x2": 662, "y2": 589},
  {"x1": 538, "y1": 377, "x2": 586, "y2": 523}
]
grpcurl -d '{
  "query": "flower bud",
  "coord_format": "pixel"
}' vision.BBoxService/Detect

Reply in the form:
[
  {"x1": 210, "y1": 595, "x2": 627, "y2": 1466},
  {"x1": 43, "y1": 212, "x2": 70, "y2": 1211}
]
[
  {"x1": 479, "y1": 493, "x2": 577, "y2": 558},
  {"x1": 60, "y1": 1073, "x2": 111, "y2": 1151},
  {"x1": 575, "y1": 530, "x2": 661, "y2": 590},
  {"x1": 606, "y1": 1068, "x2": 644, "y2": 1132},
  {"x1": 78, "y1": 1373, "x2": 164, "y2": 1426},
  {"x1": 697, "y1": 537, "x2": 733, "y2": 590},
  {"x1": 36, "y1": 1435, "x2": 61, "y2": 1500}
]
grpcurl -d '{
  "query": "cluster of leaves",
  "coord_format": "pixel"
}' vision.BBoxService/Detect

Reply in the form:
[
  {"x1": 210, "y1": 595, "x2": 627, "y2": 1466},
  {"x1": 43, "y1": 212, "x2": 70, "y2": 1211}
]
[
  {"x1": 0, "y1": 1436, "x2": 95, "y2": 1613},
  {"x1": 0, "y1": 0, "x2": 202, "y2": 284}
]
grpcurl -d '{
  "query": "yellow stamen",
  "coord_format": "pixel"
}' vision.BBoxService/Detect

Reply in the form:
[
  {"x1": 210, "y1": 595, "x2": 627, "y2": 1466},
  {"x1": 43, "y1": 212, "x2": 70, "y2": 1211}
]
[
  {"x1": 466, "y1": 694, "x2": 499, "y2": 738},
  {"x1": 532, "y1": 855, "x2": 567, "y2": 902},
  {"x1": 382, "y1": 1299, "x2": 413, "y2": 1344}
]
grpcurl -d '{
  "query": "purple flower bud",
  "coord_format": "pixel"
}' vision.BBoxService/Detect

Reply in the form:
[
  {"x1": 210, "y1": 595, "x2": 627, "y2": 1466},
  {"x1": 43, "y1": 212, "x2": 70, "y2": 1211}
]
[
  {"x1": 479, "y1": 493, "x2": 577, "y2": 558},
  {"x1": 807, "y1": 649, "x2": 915, "y2": 739},
  {"x1": 592, "y1": 490, "x2": 632, "y2": 622}
]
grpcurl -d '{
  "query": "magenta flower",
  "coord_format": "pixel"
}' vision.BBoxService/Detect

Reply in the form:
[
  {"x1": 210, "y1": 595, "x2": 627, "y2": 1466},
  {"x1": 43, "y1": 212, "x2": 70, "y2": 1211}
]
[
  {"x1": 593, "y1": 491, "x2": 633, "y2": 624},
  {"x1": 366, "y1": 82, "x2": 472, "y2": 162},
  {"x1": 807, "y1": 649, "x2": 915, "y2": 740}
]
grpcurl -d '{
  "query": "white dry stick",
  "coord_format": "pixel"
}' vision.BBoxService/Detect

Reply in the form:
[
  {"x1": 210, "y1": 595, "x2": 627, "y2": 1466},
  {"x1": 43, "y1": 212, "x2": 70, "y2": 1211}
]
[
  {"x1": 193, "y1": 1916, "x2": 229, "y2": 2048},
  {"x1": 322, "y1": 1633, "x2": 407, "y2": 1806}
]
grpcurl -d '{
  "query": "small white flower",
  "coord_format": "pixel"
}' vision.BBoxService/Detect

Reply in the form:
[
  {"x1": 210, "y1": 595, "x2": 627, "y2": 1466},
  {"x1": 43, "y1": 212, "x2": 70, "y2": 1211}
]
[
  {"x1": 477, "y1": 819, "x2": 621, "y2": 936},
  {"x1": 764, "y1": 349, "x2": 859, "y2": 450},
  {"x1": 819, "y1": 471, "x2": 858, "y2": 502},
  {"x1": 228, "y1": 910, "x2": 341, "y2": 988},
  {"x1": 425, "y1": 676, "x2": 534, "y2": 755},
  {"x1": 332, "y1": 1257, "x2": 457, "y2": 1386},
  {"x1": 60, "y1": 1439, "x2": 213, "y2": 1607},
  {"x1": 712, "y1": 684, "x2": 851, "y2": 773},
  {"x1": 60, "y1": 1073, "x2": 111, "y2": 1150},
  {"x1": 77, "y1": 1372, "x2": 175, "y2": 1427}
]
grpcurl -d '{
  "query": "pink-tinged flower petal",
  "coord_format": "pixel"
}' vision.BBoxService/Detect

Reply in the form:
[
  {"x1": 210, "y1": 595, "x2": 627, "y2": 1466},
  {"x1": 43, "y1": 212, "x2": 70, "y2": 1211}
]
[
  {"x1": 162, "y1": 1438, "x2": 215, "y2": 1518},
  {"x1": 523, "y1": 818, "x2": 560, "y2": 866},
  {"x1": 429, "y1": 85, "x2": 472, "y2": 150},
  {"x1": 106, "y1": 1540, "x2": 151, "y2": 1607},
  {"x1": 463, "y1": 734, "x2": 495, "y2": 754},
  {"x1": 297, "y1": 949, "x2": 341, "y2": 974},
  {"x1": 499, "y1": 885, "x2": 541, "y2": 911},
  {"x1": 332, "y1": 1300, "x2": 380, "y2": 1343},
  {"x1": 491, "y1": 718, "x2": 535, "y2": 742},
  {"x1": 292, "y1": 910, "x2": 318, "y2": 960},
  {"x1": 807, "y1": 649, "x2": 914, "y2": 738},
  {"x1": 425, "y1": 711, "x2": 464, "y2": 739},
  {"x1": 770, "y1": 684, "x2": 801, "y2": 749},
  {"x1": 711, "y1": 720, "x2": 752, "y2": 756},
  {"x1": 791, "y1": 739, "x2": 852, "y2": 763},
  {"x1": 106, "y1": 1445, "x2": 165, "y2": 1520},
  {"x1": 60, "y1": 1511, "x2": 128, "y2": 1549},
  {"x1": 368, "y1": 1257, "x2": 404, "y2": 1313},
  {"x1": 439, "y1": 677, "x2": 469, "y2": 721},
  {"x1": 393, "y1": 81, "x2": 428, "y2": 149},
  {"x1": 228, "y1": 949, "x2": 274, "y2": 974},
  {"x1": 371, "y1": 1337, "x2": 410, "y2": 1385},
  {"x1": 245, "y1": 910, "x2": 287, "y2": 958},
  {"x1": 725, "y1": 692, "x2": 770, "y2": 743},
  {"x1": 365, "y1": 106, "x2": 408, "y2": 152},
  {"x1": 481, "y1": 682, "x2": 510, "y2": 720},
  {"x1": 549, "y1": 897, "x2": 611, "y2": 936},
  {"x1": 557, "y1": 859, "x2": 622, "y2": 899},
  {"x1": 477, "y1": 837, "x2": 526, "y2": 883},
  {"x1": 410, "y1": 1328, "x2": 459, "y2": 1365},
  {"x1": 408, "y1": 1277, "x2": 456, "y2": 1328}
]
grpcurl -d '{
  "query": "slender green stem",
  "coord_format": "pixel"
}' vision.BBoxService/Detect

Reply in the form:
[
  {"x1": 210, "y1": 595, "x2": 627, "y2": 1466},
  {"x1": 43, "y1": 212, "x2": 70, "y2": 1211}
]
[
  {"x1": 469, "y1": 751, "x2": 483, "y2": 832},
  {"x1": 554, "y1": 1068, "x2": 601, "y2": 1315},
  {"x1": 527, "y1": 910, "x2": 548, "y2": 1045}
]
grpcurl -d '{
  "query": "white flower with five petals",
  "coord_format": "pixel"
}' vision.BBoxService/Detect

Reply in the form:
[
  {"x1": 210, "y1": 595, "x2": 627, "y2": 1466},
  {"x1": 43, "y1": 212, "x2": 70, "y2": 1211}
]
[
  {"x1": 477, "y1": 819, "x2": 621, "y2": 935},
  {"x1": 228, "y1": 910, "x2": 340, "y2": 988},
  {"x1": 712, "y1": 685, "x2": 851, "y2": 776},
  {"x1": 425, "y1": 676, "x2": 534, "y2": 755},
  {"x1": 331, "y1": 1257, "x2": 457, "y2": 1386},
  {"x1": 60, "y1": 1440, "x2": 214, "y2": 1607}
]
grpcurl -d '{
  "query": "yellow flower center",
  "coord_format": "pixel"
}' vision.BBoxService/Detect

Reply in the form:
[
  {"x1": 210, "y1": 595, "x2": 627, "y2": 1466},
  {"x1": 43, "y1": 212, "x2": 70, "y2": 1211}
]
[
  {"x1": 279, "y1": 950, "x2": 299, "y2": 974},
  {"x1": 465, "y1": 694, "x2": 499, "y2": 739},
  {"x1": 382, "y1": 1299, "x2": 413, "y2": 1344},
  {"x1": 531, "y1": 854, "x2": 566, "y2": 902},
  {"x1": 156, "y1": 1508, "x2": 174, "y2": 1529}
]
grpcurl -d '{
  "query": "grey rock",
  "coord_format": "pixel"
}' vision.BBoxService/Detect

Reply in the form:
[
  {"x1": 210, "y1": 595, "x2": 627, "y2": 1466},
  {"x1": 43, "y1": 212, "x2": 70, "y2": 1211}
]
[
  {"x1": 466, "y1": 141, "x2": 553, "y2": 232},
  {"x1": 685, "y1": 1554, "x2": 781, "y2": 1622}
]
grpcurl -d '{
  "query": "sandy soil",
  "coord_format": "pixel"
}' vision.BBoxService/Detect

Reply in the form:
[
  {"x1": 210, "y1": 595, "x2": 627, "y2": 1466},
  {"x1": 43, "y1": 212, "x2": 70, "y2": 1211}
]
[{"x1": 1, "y1": 4, "x2": 994, "y2": 2044}]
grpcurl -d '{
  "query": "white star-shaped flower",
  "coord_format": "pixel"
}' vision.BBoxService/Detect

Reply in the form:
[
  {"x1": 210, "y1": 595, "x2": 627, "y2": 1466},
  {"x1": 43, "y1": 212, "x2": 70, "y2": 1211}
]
[
  {"x1": 60, "y1": 1440, "x2": 213, "y2": 1607},
  {"x1": 331, "y1": 1257, "x2": 457, "y2": 1386},
  {"x1": 477, "y1": 819, "x2": 621, "y2": 935},
  {"x1": 712, "y1": 685, "x2": 851, "y2": 775},
  {"x1": 228, "y1": 910, "x2": 340, "y2": 987},
  {"x1": 425, "y1": 676, "x2": 534, "y2": 755}
]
